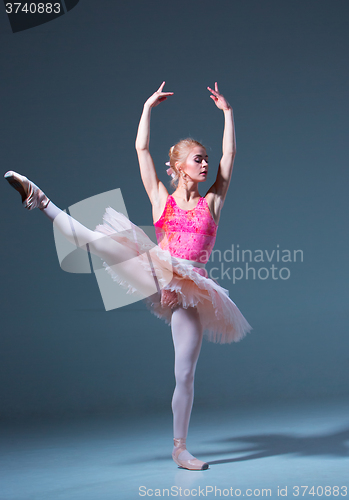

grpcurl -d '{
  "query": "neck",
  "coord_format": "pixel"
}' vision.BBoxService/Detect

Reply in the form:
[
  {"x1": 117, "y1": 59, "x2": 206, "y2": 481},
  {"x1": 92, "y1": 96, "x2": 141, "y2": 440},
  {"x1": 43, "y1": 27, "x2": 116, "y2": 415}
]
[{"x1": 174, "y1": 179, "x2": 200, "y2": 201}]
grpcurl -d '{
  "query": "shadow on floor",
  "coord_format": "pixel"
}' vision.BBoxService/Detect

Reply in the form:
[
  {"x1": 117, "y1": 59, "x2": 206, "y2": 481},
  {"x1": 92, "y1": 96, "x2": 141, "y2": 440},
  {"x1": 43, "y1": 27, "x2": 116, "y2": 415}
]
[
  {"x1": 206, "y1": 426, "x2": 349, "y2": 465},
  {"x1": 126, "y1": 426, "x2": 349, "y2": 466}
]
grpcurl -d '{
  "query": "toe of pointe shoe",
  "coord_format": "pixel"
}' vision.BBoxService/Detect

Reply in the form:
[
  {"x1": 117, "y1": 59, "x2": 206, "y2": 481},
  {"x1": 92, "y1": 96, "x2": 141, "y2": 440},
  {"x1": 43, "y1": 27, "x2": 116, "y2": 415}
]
[
  {"x1": 4, "y1": 170, "x2": 18, "y2": 182},
  {"x1": 172, "y1": 454, "x2": 209, "y2": 471},
  {"x1": 4, "y1": 170, "x2": 24, "y2": 180},
  {"x1": 184, "y1": 458, "x2": 209, "y2": 471},
  {"x1": 4, "y1": 171, "x2": 29, "y2": 203},
  {"x1": 4, "y1": 170, "x2": 49, "y2": 210}
]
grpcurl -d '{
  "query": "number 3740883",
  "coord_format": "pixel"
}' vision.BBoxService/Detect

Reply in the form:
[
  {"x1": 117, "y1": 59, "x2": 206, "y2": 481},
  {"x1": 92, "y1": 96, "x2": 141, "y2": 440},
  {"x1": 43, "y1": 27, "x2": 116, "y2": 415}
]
[
  {"x1": 5, "y1": 3, "x2": 61, "y2": 14},
  {"x1": 291, "y1": 485, "x2": 347, "y2": 496}
]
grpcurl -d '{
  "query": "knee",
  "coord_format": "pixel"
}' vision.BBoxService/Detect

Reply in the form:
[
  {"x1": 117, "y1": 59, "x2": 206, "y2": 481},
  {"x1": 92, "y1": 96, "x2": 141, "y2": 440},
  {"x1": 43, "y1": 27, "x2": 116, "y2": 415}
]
[
  {"x1": 90, "y1": 236, "x2": 115, "y2": 258},
  {"x1": 175, "y1": 368, "x2": 195, "y2": 389}
]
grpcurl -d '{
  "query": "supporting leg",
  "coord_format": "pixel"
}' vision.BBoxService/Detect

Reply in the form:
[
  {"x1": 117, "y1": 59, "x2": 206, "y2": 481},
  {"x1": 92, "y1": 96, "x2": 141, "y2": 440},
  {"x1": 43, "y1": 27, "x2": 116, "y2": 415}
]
[{"x1": 171, "y1": 306, "x2": 208, "y2": 470}]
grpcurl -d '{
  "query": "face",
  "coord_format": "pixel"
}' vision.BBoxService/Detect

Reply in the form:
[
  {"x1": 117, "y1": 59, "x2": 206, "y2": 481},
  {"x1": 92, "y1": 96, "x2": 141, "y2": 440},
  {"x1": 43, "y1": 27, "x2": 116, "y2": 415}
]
[{"x1": 179, "y1": 146, "x2": 208, "y2": 182}]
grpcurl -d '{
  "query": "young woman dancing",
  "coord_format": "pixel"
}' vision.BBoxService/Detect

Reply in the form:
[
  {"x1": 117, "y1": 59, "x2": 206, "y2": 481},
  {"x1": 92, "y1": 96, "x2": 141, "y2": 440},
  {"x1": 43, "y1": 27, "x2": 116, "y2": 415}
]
[{"x1": 5, "y1": 82, "x2": 251, "y2": 471}]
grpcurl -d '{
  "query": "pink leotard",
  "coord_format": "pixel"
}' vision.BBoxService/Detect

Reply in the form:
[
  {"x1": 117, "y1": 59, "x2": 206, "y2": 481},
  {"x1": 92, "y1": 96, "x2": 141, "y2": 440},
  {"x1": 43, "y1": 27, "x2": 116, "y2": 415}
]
[{"x1": 153, "y1": 195, "x2": 218, "y2": 264}]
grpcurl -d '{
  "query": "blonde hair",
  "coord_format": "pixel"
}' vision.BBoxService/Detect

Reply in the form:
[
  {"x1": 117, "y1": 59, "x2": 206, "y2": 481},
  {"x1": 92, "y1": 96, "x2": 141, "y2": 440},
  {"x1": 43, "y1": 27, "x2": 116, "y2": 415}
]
[{"x1": 168, "y1": 138, "x2": 205, "y2": 189}]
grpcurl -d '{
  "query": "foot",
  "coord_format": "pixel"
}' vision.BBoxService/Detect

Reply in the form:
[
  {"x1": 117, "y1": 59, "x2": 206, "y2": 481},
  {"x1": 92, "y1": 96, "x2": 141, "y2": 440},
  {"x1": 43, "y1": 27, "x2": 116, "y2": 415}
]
[
  {"x1": 4, "y1": 171, "x2": 50, "y2": 210},
  {"x1": 172, "y1": 438, "x2": 209, "y2": 471}
]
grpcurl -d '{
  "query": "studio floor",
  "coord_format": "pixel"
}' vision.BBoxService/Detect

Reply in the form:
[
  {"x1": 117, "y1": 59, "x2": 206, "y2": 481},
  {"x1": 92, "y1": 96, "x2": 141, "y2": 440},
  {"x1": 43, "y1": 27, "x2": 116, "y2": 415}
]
[{"x1": 1, "y1": 398, "x2": 348, "y2": 500}]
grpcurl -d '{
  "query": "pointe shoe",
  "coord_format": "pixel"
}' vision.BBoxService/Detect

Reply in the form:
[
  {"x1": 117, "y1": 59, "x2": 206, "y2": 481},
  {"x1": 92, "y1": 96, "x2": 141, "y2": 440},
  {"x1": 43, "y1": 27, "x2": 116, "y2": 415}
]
[
  {"x1": 4, "y1": 171, "x2": 50, "y2": 210},
  {"x1": 172, "y1": 438, "x2": 209, "y2": 470}
]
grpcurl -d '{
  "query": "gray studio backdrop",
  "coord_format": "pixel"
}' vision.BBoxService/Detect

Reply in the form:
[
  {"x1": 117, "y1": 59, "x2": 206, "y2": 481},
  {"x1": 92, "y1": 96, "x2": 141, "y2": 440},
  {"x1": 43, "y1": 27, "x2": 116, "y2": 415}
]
[{"x1": 1, "y1": 0, "x2": 348, "y2": 420}]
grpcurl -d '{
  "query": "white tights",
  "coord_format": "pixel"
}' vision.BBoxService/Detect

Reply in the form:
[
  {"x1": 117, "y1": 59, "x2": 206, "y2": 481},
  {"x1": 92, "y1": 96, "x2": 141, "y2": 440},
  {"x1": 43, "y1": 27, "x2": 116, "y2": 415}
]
[
  {"x1": 43, "y1": 202, "x2": 203, "y2": 453},
  {"x1": 43, "y1": 202, "x2": 159, "y2": 299},
  {"x1": 171, "y1": 306, "x2": 203, "y2": 458}
]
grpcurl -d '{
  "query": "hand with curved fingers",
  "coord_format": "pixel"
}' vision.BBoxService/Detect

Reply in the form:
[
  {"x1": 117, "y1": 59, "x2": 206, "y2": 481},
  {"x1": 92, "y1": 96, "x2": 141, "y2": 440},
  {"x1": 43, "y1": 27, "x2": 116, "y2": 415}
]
[
  {"x1": 207, "y1": 82, "x2": 231, "y2": 111},
  {"x1": 145, "y1": 81, "x2": 174, "y2": 108},
  {"x1": 161, "y1": 289, "x2": 179, "y2": 309}
]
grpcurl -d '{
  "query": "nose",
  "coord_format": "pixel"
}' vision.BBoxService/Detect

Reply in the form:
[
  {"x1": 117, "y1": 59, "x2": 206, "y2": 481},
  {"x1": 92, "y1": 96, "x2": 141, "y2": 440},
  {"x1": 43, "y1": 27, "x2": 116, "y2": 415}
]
[{"x1": 202, "y1": 159, "x2": 208, "y2": 167}]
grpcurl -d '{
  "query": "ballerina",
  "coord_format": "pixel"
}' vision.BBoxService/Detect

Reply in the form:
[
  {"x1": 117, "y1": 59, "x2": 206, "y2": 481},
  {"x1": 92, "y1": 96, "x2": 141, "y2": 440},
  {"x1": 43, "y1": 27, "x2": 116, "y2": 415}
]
[{"x1": 4, "y1": 81, "x2": 251, "y2": 470}]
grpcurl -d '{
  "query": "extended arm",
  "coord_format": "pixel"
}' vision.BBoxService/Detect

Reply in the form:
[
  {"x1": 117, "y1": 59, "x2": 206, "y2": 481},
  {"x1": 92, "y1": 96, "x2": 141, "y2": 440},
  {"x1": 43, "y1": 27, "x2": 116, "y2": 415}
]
[
  {"x1": 135, "y1": 82, "x2": 173, "y2": 206},
  {"x1": 206, "y1": 83, "x2": 236, "y2": 215}
]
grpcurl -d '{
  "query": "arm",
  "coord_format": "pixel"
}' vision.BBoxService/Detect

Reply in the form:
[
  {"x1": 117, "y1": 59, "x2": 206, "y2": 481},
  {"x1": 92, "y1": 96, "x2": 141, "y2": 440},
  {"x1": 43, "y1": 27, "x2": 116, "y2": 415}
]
[
  {"x1": 135, "y1": 82, "x2": 173, "y2": 206},
  {"x1": 205, "y1": 83, "x2": 236, "y2": 217}
]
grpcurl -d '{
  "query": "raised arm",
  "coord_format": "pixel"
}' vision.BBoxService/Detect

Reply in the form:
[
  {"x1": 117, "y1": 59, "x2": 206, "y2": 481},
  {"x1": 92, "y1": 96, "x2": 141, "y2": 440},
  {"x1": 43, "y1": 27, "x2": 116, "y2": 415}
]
[
  {"x1": 135, "y1": 82, "x2": 173, "y2": 207},
  {"x1": 205, "y1": 83, "x2": 236, "y2": 218}
]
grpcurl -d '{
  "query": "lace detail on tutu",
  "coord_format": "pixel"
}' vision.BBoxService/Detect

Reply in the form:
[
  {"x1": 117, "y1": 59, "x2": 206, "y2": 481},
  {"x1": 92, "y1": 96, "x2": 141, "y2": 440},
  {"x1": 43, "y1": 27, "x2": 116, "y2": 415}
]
[{"x1": 95, "y1": 207, "x2": 252, "y2": 344}]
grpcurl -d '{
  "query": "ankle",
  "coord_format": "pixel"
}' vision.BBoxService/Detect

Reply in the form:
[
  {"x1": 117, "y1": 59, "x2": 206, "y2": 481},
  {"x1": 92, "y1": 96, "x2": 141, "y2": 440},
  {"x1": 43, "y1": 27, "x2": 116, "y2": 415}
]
[{"x1": 173, "y1": 437, "x2": 186, "y2": 449}]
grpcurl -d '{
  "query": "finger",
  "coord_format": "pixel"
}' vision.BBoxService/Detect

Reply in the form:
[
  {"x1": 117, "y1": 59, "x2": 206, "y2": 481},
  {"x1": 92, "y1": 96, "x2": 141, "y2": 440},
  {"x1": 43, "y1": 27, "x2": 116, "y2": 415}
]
[
  {"x1": 215, "y1": 82, "x2": 219, "y2": 93},
  {"x1": 157, "y1": 81, "x2": 166, "y2": 92},
  {"x1": 160, "y1": 92, "x2": 174, "y2": 96},
  {"x1": 207, "y1": 86, "x2": 219, "y2": 97}
]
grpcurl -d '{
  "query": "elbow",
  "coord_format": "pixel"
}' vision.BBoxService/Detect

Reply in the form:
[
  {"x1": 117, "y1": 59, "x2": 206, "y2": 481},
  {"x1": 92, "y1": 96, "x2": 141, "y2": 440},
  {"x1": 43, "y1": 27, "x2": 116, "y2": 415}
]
[{"x1": 135, "y1": 141, "x2": 148, "y2": 153}]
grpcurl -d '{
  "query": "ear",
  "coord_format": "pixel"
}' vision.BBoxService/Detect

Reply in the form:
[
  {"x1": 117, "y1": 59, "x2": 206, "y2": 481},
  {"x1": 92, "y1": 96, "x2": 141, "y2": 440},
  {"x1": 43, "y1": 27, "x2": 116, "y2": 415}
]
[{"x1": 175, "y1": 161, "x2": 181, "y2": 172}]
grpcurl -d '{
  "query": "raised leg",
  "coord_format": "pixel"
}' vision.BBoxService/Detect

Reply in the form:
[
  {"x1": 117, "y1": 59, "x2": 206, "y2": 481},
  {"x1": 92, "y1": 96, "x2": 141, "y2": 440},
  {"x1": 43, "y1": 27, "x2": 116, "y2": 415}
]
[
  {"x1": 47, "y1": 202, "x2": 161, "y2": 299},
  {"x1": 5, "y1": 171, "x2": 160, "y2": 300}
]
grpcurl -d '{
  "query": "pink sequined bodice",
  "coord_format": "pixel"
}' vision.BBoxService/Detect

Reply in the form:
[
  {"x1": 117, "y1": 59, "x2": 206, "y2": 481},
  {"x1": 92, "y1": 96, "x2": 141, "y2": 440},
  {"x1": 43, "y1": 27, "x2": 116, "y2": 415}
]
[{"x1": 154, "y1": 195, "x2": 218, "y2": 263}]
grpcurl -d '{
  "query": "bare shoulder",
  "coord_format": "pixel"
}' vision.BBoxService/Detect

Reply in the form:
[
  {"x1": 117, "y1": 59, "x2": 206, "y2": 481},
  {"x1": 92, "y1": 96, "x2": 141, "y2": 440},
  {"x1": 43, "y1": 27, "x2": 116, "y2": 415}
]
[
  {"x1": 204, "y1": 187, "x2": 224, "y2": 226},
  {"x1": 151, "y1": 181, "x2": 169, "y2": 223}
]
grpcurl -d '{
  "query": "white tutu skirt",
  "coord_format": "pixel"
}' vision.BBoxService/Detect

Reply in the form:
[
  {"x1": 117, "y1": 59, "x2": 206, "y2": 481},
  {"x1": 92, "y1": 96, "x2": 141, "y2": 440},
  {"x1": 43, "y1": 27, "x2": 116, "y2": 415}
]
[{"x1": 95, "y1": 208, "x2": 252, "y2": 344}]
